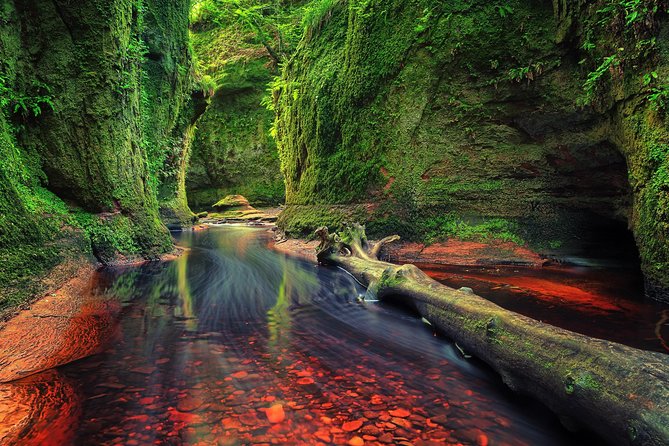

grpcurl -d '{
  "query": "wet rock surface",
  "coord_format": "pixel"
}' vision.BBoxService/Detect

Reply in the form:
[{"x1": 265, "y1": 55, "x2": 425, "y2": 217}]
[{"x1": 0, "y1": 265, "x2": 120, "y2": 383}]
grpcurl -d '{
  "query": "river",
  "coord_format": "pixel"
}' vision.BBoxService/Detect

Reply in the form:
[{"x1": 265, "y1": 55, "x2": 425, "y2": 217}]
[{"x1": 2, "y1": 226, "x2": 615, "y2": 445}]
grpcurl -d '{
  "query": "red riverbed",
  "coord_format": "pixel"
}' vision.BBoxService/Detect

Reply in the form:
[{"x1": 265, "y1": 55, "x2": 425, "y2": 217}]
[
  {"x1": 418, "y1": 263, "x2": 669, "y2": 354},
  {"x1": 0, "y1": 227, "x2": 606, "y2": 445}
]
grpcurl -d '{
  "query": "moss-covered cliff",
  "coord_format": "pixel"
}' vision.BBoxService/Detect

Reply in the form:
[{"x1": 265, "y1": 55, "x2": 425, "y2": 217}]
[
  {"x1": 274, "y1": 0, "x2": 669, "y2": 302},
  {"x1": 186, "y1": 3, "x2": 284, "y2": 210},
  {"x1": 0, "y1": 0, "x2": 196, "y2": 311}
]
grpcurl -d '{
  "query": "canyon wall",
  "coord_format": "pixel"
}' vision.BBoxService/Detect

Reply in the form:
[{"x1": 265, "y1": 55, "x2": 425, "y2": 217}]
[
  {"x1": 186, "y1": 8, "x2": 284, "y2": 211},
  {"x1": 274, "y1": 0, "x2": 669, "y2": 301},
  {"x1": 0, "y1": 0, "x2": 196, "y2": 311}
]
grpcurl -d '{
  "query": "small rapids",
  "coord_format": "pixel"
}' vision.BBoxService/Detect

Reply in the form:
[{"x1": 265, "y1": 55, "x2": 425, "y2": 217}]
[{"x1": 2, "y1": 226, "x2": 605, "y2": 445}]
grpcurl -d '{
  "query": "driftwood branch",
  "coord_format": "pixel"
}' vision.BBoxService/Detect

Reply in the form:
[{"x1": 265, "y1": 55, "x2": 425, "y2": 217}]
[{"x1": 315, "y1": 224, "x2": 669, "y2": 446}]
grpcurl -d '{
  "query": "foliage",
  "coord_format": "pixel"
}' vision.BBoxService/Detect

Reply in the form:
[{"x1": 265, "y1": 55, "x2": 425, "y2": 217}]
[
  {"x1": 506, "y1": 59, "x2": 560, "y2": 84},
  {"x1": 0, "y1": 77, "x2": 55, "y2": 118},
  {"x1": 643, "y1": 72, "x2": 669, "y2": 111},
  {"x1": 302, "y1": 0, "x2": 343, "y2": 36},
  {"x1": 496, "y1": 4, "x2": 514, "y2": 18},
  {"x1": 191, "y1": 0, "x2": 308, "y2": 64},
  {"x1": 579, "y1": 54, "x2": 620, "y2": 106},
  {"x1": 596, "y1": 0, "x2": 661, "y2": 27}
]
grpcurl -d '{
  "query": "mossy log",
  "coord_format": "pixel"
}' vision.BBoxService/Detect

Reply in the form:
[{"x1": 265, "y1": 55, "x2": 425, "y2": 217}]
[{"x1": 315, "y1": 224, "x2": 669, "y2": 446}]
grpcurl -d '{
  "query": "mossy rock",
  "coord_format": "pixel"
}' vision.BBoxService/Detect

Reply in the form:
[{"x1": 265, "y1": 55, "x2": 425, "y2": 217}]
[
  {"x1": 213, "y1": 194, "x2": 252, "y2": 211},
  {"x1": 273, "y1": 0, "x2": 669, "y2": 300}
]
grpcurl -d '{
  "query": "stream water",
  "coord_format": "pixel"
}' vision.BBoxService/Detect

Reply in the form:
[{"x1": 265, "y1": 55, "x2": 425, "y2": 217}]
[
  {"x1": 7, "y1": 225, "x2": 661, "y2": 445},
  {"x1": 420, "y1": 263, "x2": 669, "y2": 354}
]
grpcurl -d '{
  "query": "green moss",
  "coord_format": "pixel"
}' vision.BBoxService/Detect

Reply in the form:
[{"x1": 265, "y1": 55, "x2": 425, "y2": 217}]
[
  {"x1": 186, "y1": 82, "x2": 284, "y2": 210},
  {"x1": 274, "y1": 0, "x2": 669, "y2": 300},
  {"x1": 277, "y1": 205, "x2": 350, "y2": 238},
  {"x1": 186, "y1": 3, "x2": 287, "y2": 211},
  {"x1": 0, "y1": 0, "x2": 196, "y2": 311}
]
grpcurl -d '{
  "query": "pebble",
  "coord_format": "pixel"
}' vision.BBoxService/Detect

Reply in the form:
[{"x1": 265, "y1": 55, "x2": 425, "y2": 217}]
[
  {"x1": 265, "y1": 404, "x2": 286, "y2": 424},
  {"x1": 342, "y1": 419, "x2": 364, "y2": 432}
]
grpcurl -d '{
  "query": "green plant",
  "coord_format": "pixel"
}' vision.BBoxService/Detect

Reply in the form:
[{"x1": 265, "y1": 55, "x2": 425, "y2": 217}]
[
  {"x1": 597, "y1": 0, "x2": 660, "y2": 27},
  {"x1": 643, "y1": 72, "x2": 669, "y2": 111},
  {"x1": 506, "y1": 60, "x2": 559, "y2": 84},
  {"x1": 302, "y1": 0, "x2": 341, "y2": 35},
  {"x1": 579, "y1": 54, "x2": 619, "y2": 106},
  {"x1": 496, "y1": 4, "x2": 514, "y2": 18},
  {"x1": 414, "y1": 7, "x2": 433, "y2": 34},
  {"x1": 10, "y1": 81, "x2": 55, "y2": 118}
]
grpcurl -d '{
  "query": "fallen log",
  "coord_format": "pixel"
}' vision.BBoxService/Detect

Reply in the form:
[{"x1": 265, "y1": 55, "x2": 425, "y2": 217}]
[{"x1": 315, "y1": 224, "x2": 669, "y2": 446}]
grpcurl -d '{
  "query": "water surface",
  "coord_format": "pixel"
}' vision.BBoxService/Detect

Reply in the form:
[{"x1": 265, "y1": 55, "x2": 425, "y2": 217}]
[
  {"x1": 420, "y1": 263, "x2": 669, "y2": 353},
  {"x1": 6, "y1": 226, "x2": 604, "y2": 445}
]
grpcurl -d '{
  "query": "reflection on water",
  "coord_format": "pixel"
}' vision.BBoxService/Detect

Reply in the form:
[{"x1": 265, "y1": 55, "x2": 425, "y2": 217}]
[
  {"x1": 420, "y1": 263, "x2": 669, "y2": 353},
  {"x1": 2, "y1": 227, "x2": 604, "y2": 445}
]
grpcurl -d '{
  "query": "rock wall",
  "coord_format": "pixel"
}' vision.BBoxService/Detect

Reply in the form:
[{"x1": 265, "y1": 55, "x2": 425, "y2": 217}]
[
  {"x1": 274, "y1": 0, "x2": 669, "y2": 301},
  {"x1": 186, "y1": 9, "x2": 284, "y2": 211},
  {"x1": 0, "y1": 0, "x2": 196, "y2": 311}
]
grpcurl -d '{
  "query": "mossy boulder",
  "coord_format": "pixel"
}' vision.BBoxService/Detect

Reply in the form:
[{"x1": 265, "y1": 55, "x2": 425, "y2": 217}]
[
  {"x1": 209, "y1": 195, "x2": 277, "y2": 222},
  {"x1": 213, "y1": 194, "x2": 252, "y2": 211}
]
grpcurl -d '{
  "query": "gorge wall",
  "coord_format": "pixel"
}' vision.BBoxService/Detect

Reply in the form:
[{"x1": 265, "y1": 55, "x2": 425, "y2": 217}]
[
  {"x1": 274, "y1": 0, "x2": 669, "y2": 302},
  {"x1": 186, "y1": 5, "x2": 284, "y2": 211},
  {"x1": 0, "y1": 0, "x2": 196, "y2": 311}
]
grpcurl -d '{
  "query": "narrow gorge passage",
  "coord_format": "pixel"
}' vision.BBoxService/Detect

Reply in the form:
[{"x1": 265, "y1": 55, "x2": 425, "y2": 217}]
[{"x1": 3, "y1": 0, "x2": 669, "y2": 444}]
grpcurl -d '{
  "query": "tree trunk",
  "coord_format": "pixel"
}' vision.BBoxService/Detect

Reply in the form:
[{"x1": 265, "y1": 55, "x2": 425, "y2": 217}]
[{"x1": 315, "y1": 224, "x2": 669, "y2": 446}]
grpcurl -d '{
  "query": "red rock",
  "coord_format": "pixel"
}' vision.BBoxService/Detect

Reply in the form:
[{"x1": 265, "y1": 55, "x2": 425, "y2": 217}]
[
  {"x1": 239, "y1": 412, "x2": 260, "y2": 426},
  {"x1": 265, "y1": 404, "x2": 286, "y2": 424},
  {"x1": 176, "y1": 397, "x2": 203, "y2": 412},
  {"x1": 296, "y1": 377, "x2": 315, "y2": 385},
  {"x1": 360, "y1": 424, "x2": 381, "y2": 436},
  {"x1": 342, "y1": 419, "x2": 364, "y2": 432},
  {"x1": 427, "y1": 430, "x2": 449, "y2": 440},
  {"x1": 391, "y1": 417, "x2": 412, "y2": 429},
  {"x1": 232, "y1": 371, "x2": 248, "y2": 379},
  {"x1": 389, "y1": 408, "x2": 411, "y2": 418},
  {"x1": 315, "y1": 430, "x2": 332, "y2": 443},
  {"x1": 379, "y1": 433, "x2": 394, "y2": 443},
  {"x1": 348, "y1": 436, "x2": 364, "y2": 446},
  {"x1": 430, "y1": 414, "x2": 448, "y2": 424},
  {"x1": 370, "y1": 395, "x2": 384, "y2": 405},
  {"x1": 478, "y1": 434, "x2": 489, "y2": 446}
]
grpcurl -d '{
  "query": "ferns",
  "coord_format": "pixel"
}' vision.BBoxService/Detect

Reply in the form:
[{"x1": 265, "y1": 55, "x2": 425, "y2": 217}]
[
  {"x1": 580, "y1": 54, "x2": 620, "y2": 106},
  {"x1": 302, "y1": 0, "x2": 341, "y2": 36}
]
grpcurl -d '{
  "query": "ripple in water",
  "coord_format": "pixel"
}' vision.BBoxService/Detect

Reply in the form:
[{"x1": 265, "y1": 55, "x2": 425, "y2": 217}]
[{"x1": 3, "y1": 226, "x2": 604, "y2": 445}]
